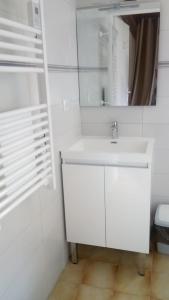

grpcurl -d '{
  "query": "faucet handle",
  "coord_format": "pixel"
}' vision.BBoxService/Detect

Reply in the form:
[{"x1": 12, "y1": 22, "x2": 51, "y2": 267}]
[
  {"x1": 111, "y1": 121, "x2": 118, "y2": 139},
  {"x1": 111, "y1": 121, "x2": 118, "y2": 128}
]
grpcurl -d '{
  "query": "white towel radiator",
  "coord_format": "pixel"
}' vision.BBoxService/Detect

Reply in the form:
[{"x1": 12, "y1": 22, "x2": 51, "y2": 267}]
[{"x1": 0, "y1": 0, "x2": 56, "y2": 220}]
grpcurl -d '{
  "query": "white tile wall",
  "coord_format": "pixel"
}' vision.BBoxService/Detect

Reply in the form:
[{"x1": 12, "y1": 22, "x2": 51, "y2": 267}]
[
  {"x1": 2, "y1": 247, "x2": 48, "y2": 300},
  {"x1": 81, "y1": 0, "x2": 169, "y2": 213},
  {"x1": 46, "y1": 0, "x2": 78, "y2": 66},
  {"x1": 0, "y1": 0, "x2": 81, "y2": 299}
]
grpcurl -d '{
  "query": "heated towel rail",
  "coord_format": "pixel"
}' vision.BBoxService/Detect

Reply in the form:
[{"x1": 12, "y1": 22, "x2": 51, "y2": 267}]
[
  {"x1": 0, "y1": 0, "x2": 56, "y2": 220},
  {"x1": 0, "y1": 15, "x2": 44, "y2": 73}
]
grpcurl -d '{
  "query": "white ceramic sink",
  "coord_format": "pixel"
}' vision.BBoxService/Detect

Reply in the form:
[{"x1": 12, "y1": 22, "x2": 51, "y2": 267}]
[{"x1": 61, "y1": 137, "x2": 154, "y2": 167}]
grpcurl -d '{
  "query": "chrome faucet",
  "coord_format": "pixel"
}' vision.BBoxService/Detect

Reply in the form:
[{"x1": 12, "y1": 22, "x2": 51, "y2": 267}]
[{"x1": 111, "y1": 121, "x2": 118, "y2": 139}]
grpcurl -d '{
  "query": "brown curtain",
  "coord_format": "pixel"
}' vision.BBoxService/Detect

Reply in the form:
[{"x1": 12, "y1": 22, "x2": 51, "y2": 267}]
[
  {"x1": 122, "y1": 14, "x2": 160, "y2": 106},
  {"x1": 130, "y1": 15, "x2": 160, "y2": 105}
]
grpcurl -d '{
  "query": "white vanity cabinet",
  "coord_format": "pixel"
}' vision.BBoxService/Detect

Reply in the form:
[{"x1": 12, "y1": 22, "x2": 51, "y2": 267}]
[
  {"x1": 62, "y1": 164, "x2": 106, "y2": 247},
  {"x1": 105, "y1": 166, "x2": 151, "y2": 254},
  {"x1": 62, "y1": 163, "x2": 151, "y2": 254},
  {"x1": 62, "y1": 137, "x2": 154, "y2": 255}
]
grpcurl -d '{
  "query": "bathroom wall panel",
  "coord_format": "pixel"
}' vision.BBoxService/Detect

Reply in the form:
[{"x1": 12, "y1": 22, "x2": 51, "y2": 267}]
[
  {"x1": 82, "y1": 122, "x2": 143, "y2": 137},
  {"x1": 45, "y1": 0, "x2": 78, "y2": 66},
  {"x1": 157, "y1": 69, "x2": 169, "y2": 97},
  {"x1": 2, "y1": 247, "x2": 47, "y2": 300},
  {"x1": 153, "y1": 148, "x2": 169, "y2": 174},
  {"x1": 0, "y1": 201, "x2": 42, "y2": 297},
  {"x1": 81, "y1": 107, "x2": 143, "y2": 124},
  {"x1": 142, "y1": 124, "x2": 169, "y2": 149},
  {"x1": 160, "y1": 0, "x2": 169, "y2": 30},
  {"x1": 159, "y1": 30, "x2": 169, "y2": 61},
  {"x1": 143, "y1": 106, "x2": 169, "y2": 124}
]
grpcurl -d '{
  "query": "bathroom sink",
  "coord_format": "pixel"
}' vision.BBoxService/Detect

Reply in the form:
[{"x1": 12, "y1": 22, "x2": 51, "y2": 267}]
[{"x1": 61, "y1": 137, "x2": 154, "y2": 167}]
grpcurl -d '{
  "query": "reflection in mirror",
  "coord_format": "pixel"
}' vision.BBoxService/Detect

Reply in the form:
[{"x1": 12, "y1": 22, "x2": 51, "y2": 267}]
[{"x1": 77, "y1": 9, "x2": 160, "y2": 107}]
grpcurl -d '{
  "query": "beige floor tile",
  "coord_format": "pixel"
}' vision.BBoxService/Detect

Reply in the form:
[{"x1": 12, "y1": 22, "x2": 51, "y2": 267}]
[
  {"x1": 150, "y1": 298, "x2": 165, "y2": 300},
  {"x1": 48, "y1": 281, "x2": 78, "y2": 300},
  {"x1": 113, "y1": 292, "x2": 151, "y2": 300},
  {"x1": 90, "y1": 247, "x2": 121, "y2": 265},
  {"x1": 83, "y1": 261, "x2": 117, "y2": 289},
  {"x1": 59, "y1": 260, "x2": 87, "y2": 285},
  {"x1": 151, "y1": 298, "x2": 166, "y2": 300},
  {"x1": 115, "y1": 266, "x2": 151, "y2": 296},
  {"x1": 76, "y1": 284, "x2": 114, "y2": 300},
  {"x1": 151, "y1": 272, "x2": 169, "y2": 300},
  {"x1": 78, "y1": 244, "x2": 96, "y2": 259},
  {"x1": 119, "y1": 251, "x2": 153, "y2": 271},
  {"x1": 153, "y1": 253, "x2": 169, "y2": 274}
]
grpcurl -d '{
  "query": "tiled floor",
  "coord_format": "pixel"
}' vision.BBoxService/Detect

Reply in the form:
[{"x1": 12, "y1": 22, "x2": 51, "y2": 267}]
[{"x1": 48, "y1": 245, "x2": 169, "y2": 300}]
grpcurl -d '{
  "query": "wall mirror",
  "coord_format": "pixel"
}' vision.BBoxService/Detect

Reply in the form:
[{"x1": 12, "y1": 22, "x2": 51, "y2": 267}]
[{"x1": 76, "y1": 2, "x2": 160, "y2": 107}]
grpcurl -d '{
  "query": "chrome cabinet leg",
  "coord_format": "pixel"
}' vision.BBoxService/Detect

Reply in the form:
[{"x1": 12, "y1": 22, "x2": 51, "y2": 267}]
[
  {"x1": 137, "y1": 253, "x2": 146, "y2": 276},
  {"x1": 70, "y1": 243, "x2": 78, "y2": 264}
]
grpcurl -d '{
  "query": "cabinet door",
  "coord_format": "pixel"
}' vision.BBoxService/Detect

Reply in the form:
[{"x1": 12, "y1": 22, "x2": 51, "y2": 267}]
[
  {"x1": 105, "y1": 167, "x2": 151, "y2": 253},
  {"x1": 62, "y1": 164, "x2": 105, "y2": 247}
]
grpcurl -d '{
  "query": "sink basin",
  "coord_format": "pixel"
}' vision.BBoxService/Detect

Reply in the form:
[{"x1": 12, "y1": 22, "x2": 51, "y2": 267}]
[{"x1": 61, "y1": 137, "x2": 154, "y2": 167}]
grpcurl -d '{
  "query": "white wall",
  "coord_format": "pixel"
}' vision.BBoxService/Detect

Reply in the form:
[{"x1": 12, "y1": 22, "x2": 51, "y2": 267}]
[
  {"x1": 76, "y1": 0, "x2": 119, "y2": 8},
  {"x1": 0, "y1": 0, "x2": 80, "y2": 299},
  {"x1": 81, "y1": 0, "x2": 169, "y2": 213},
  {"x1": 76, "y1": 0, "x2": 161, "y2": 8}
]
